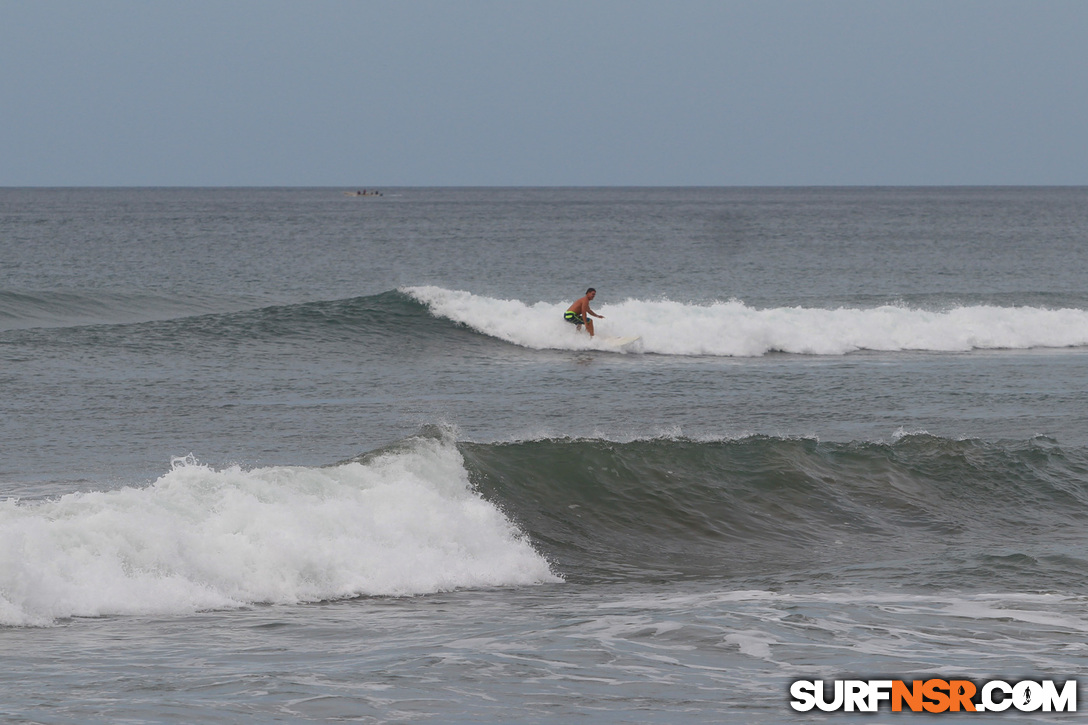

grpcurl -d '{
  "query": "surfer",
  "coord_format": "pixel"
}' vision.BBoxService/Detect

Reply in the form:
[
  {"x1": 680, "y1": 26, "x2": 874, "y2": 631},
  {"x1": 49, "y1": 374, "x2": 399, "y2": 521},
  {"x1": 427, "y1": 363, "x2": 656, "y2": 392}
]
[{"x1": 564, "y1": 288, "x2": 604, "y2": 337}]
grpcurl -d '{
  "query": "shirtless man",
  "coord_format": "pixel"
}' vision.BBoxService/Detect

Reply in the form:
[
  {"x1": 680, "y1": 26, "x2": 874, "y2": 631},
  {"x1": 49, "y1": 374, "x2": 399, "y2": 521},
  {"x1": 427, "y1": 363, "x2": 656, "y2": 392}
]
[{"x1": 564, "y1": 288, "x2": 604, "y2": 337}]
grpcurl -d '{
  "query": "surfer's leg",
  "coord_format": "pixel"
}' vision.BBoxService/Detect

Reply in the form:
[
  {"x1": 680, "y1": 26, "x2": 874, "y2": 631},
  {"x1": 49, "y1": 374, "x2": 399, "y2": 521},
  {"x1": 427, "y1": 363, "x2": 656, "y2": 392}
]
[{"x1": 586, "y1": 319, "x2": 594, "y2": 336}]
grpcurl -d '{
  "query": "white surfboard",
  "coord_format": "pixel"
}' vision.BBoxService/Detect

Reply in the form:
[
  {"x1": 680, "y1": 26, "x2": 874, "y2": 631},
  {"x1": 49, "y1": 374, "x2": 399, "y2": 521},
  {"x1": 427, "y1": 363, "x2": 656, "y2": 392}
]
[{"x1": 598, "y1": 335, "x2": 643, "y2": 352}]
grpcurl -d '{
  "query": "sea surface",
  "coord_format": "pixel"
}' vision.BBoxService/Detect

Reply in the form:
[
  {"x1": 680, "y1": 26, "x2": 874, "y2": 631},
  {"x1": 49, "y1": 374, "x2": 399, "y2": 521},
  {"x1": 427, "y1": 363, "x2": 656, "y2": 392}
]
[{"x1": 2, "y1": 187, "x2": 1088, "y2": 723}]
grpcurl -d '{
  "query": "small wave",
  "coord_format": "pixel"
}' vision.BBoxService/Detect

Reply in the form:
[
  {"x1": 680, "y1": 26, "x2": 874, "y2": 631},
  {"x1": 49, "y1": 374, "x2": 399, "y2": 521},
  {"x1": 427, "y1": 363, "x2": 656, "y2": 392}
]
[
  {"x1": 405, "y1": 286, "x2": 1088, "y2": 356},
  {"x1": 0, "y1": 433, "x2": 559, "y2": 627},
  {"x1": 0, "y1": 291, "x2": 476, "y2": 350},
  {"x1": 0, "y1": 289, "x2": 243, "y2": 332},
  {"x1": 149, "y1": 291, "x2": 482, "y2": 348}
]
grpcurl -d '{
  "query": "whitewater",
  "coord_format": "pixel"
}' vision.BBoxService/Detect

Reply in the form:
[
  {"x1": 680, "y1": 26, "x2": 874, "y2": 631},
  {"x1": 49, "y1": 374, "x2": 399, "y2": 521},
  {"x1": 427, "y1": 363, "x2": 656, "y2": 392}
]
[
  {"x1": 406, "y1": 285, "x2": 1088, "y2": 356},
  {"x1": 0, "y1": 435, "x2": 557, "y2": 627}
]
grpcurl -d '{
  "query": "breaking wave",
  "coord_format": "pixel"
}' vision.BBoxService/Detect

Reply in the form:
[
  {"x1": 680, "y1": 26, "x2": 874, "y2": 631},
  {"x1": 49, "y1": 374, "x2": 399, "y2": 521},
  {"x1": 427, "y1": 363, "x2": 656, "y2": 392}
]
[
  {"x1": 406, "y1": 285, "x2": 1088, "y2": 356},
  {"x1": 6, "y1": 427, "x2": 1088, "y2": 626},
  {"x1": 0, "y1": 433, "x2": 558, "y2": 627}
]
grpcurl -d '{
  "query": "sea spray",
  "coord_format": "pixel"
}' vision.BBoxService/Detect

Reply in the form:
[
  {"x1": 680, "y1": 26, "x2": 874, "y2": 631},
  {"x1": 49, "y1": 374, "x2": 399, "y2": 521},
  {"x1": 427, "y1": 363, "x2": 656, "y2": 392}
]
[{"x1": 0, "y1": 436, "x2": 559, "y2": 626}]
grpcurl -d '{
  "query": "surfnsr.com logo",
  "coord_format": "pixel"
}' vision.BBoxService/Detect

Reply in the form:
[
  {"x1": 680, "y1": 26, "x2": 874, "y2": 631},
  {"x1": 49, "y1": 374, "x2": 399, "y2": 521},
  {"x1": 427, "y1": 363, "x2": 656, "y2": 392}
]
[{"x1": 790, "y1": 679, "x2": 1077, "y2": 713}]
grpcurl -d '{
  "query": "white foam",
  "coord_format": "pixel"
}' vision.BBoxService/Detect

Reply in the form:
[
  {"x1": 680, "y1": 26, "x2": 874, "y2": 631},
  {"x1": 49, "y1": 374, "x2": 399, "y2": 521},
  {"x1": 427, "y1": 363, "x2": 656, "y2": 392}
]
[
  {"x1": 0, "y1": 438, "x2": 559, "y2": 626},
  {"x1": 724, "y1": 631, "x2": 777, "y2": 660},
  {"x1": 405, "y1": 286, "x2": 1088, "y2": 356}
]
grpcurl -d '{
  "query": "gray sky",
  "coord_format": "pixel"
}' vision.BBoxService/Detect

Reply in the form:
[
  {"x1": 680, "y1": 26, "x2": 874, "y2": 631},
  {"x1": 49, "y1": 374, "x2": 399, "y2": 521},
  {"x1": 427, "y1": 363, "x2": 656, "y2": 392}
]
[{"x1": 3, "y1": 0, "x2": 1086, "y2": 186}]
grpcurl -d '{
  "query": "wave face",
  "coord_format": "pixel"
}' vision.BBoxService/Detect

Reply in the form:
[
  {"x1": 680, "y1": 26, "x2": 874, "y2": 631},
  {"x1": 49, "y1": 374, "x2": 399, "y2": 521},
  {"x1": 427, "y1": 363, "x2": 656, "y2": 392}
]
[
  {"x1": 5, "y1": 429, "x2": 1088, "y2": 625},
  {"x1": 0, "y1": 434, "x2": 558, "y2": 627},
  {"x1": 0, "y1": 290, "x2": 238, "y2": 332},
  {"x1": 406, "y1": 285, "x2": 1088, "y2": 356},
  {"x1": 462, "y1": 434, "x2": 1088, "y2": 586},
  {"x1": 0, "y1": 291, "x2": 484, "y2": 356}
]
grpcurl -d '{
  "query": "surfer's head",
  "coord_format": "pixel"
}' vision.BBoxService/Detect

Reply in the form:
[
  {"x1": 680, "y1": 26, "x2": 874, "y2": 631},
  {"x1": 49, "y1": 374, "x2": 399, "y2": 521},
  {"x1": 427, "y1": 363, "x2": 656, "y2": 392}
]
[{"x1": 586, "y1": 288, "x2": 596, "y2": 298}]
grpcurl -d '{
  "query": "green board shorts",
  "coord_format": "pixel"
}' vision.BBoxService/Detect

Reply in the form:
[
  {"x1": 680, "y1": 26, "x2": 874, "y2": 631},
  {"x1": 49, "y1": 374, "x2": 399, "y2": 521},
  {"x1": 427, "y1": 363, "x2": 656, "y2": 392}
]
[{"x1": 564, "y1": 311, "x2": 585, "y2": 325}]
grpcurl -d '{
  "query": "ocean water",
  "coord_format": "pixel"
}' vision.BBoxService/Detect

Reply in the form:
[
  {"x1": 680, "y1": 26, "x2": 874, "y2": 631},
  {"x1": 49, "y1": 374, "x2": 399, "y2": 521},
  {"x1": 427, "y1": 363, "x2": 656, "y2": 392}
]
[{"x1": 2, "y1": 187, "x2": 1088, "y2": 723}]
